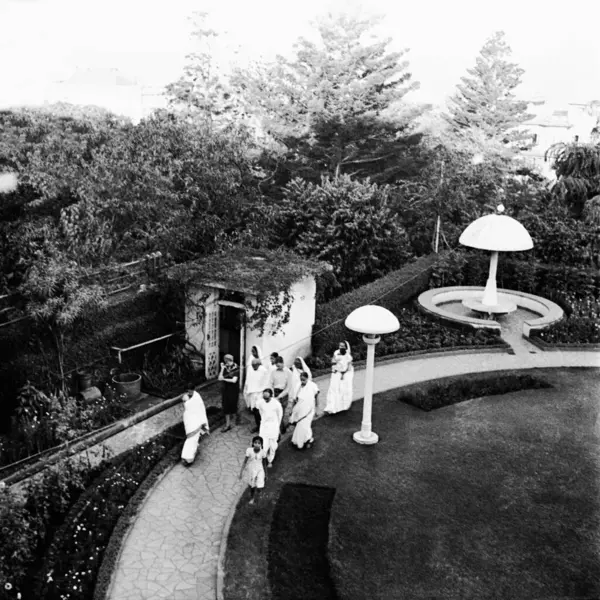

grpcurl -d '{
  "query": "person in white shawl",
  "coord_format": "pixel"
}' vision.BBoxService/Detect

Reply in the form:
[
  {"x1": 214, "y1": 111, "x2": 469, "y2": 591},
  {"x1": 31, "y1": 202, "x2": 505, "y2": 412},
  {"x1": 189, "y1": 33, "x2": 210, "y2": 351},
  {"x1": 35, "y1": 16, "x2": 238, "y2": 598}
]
[
  {"x1": 181, "y1": 384, "x2": 209, "y2": 465},
  {"x1": 289, "y1": 356, "x2": 312, "y2": 403},
  {"x1": 290, "y1": 371, "x2": 319, "y2": 449},
  {"x1": 247, "y1": 345, "x2": 264, "y2": 369},
  {"x1": 244, "y1": 357, "x2": 269, "y2": 433},
  {"x1": 324, "y1": 341, "x2": 354, "y2": 414}
]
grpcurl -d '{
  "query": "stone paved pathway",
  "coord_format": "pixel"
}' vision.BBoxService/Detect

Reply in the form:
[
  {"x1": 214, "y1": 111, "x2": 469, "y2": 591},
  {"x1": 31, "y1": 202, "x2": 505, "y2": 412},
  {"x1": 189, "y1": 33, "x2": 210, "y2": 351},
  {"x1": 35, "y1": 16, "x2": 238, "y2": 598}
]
[{"x1": 107, "y1": 345, "x2": 599, "y2": 600}]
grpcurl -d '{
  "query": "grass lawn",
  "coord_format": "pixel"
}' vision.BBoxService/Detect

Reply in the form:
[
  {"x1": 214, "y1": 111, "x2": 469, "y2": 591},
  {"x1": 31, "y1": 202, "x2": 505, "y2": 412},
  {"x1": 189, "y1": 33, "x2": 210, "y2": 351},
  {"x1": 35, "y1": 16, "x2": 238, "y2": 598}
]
[{"x1": 224, "y1": 368, "x2": 600, "y2": 600}]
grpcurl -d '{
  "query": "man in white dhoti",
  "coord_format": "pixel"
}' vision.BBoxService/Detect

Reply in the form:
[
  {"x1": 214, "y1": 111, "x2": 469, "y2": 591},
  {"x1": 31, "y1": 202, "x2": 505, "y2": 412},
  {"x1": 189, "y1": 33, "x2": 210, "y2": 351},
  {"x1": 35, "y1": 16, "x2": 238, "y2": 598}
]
[
  {"x1": 324, "y1": 341, "x2": 354, "y2": 414},
  {"x1": 244, "y1": 358, "x2": 269, "y2": 433},
  {"x1": 256, "y1": 388, "x2": 283, "y2": 468},
  {"x1": 181, "y1": 384, "x2": 209, "y2": 466},
  {"x1": 290, "y1": 372, "x2": 319, "y2": 450}
]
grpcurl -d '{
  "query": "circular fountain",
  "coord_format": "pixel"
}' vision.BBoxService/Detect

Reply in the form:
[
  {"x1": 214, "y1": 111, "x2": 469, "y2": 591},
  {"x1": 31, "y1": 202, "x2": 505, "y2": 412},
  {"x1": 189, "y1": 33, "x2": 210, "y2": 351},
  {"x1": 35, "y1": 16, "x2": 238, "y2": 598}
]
[{"x1": 418, "y1": 205, "x2": 564, "y2": 338}]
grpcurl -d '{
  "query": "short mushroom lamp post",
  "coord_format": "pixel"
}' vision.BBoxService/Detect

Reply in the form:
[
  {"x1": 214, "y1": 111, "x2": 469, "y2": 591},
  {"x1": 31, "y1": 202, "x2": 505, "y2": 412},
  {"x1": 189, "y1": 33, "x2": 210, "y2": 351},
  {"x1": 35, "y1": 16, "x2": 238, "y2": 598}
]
[
  {"x1": 345, "y1": 305, "x2": 400, "y2": 445},
  {"x1": 459, "y1": 204, "x2": 533, "y2": 316}
]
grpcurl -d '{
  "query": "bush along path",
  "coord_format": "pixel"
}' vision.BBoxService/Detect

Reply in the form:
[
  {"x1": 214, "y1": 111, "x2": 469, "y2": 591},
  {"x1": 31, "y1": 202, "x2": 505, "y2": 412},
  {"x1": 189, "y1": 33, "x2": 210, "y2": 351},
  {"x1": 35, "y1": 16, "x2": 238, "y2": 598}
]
[{"x1": 105, "y1": 345, "x2": 598, "y2": 600}]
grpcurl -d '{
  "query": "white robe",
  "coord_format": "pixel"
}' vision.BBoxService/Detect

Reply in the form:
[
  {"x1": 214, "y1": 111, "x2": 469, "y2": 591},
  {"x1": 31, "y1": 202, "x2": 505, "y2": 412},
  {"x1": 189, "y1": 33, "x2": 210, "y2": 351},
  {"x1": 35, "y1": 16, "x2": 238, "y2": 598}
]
[
  {"x1": 244, "y1": 365, "x2": 269, "y2": 410},
  {"x1": 257, "y1": 398, "x2": 283, "y2": 463},
  {"x1": 291, "y1": 381, "x2": 318, "y2": 448},
  {"x1": 325, "y1": 352, "x2": 353, "y2": 414},
  {"x1": 181, "y1": 391, "x2": 209, "y2": 463}
]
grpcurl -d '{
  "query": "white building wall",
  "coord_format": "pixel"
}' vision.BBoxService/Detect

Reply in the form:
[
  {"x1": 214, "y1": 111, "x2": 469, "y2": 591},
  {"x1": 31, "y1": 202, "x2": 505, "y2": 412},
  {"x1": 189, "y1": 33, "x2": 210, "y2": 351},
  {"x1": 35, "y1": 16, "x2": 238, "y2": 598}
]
[
  {"x1": 245, "y1": 276, "x2": 317, "y2": 367},
  {"x1": 185, "y1": 276, "x2": 317, "y2": 377}
]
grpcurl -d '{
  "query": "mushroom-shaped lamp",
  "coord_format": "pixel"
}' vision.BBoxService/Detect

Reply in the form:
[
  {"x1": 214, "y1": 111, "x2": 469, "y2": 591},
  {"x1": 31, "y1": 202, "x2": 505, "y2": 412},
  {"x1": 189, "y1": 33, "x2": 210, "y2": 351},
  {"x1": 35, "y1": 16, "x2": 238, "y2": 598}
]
[
  {"x1": 345, "y1": 305, "x2": 400, "y2": 445},
  {"x1": 459, "y1": 205, "x2": 533, "y2": 312}
]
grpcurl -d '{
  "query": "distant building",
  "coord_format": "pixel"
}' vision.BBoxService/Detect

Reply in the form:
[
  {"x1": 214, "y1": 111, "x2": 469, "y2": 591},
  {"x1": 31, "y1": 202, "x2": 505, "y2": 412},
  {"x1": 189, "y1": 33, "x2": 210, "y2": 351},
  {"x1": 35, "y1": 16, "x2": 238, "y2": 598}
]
[
  {"x1": 520, "y1": 98, "x2": 599, "y2": 178},
  {"x1": 44, "y1": 67, "x2": 167, "y2": 123}
]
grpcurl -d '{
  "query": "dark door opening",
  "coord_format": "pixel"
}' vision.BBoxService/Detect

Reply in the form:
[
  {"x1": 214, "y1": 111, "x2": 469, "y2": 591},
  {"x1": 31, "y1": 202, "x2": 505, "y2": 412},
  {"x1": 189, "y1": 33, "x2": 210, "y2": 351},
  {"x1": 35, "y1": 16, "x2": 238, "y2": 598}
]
[{"x1": 219, "y1": 305, "x2": 244, "y2": 366}]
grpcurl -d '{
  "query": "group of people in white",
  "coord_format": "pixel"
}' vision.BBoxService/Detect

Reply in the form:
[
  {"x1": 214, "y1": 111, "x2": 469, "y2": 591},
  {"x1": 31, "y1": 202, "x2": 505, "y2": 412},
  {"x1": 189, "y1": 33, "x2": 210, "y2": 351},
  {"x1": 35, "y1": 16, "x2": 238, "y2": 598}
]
[{"x1": 180, "y1": 341, "x2": 354, "y2": 504}]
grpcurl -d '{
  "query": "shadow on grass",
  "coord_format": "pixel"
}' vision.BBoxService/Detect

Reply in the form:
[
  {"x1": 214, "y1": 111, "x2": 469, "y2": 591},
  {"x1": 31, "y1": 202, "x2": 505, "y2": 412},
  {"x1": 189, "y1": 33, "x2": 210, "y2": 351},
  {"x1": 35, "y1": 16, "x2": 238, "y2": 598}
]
[{"x1": 268, "y1": 483, "x2": 338, "y2": 600}]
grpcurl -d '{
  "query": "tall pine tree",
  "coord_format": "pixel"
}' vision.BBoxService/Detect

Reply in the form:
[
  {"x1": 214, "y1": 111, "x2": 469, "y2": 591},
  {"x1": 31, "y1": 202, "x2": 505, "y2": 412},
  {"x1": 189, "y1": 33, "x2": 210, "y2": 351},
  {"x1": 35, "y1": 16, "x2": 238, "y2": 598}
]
[
  {"x1": 445, "y1": 31, "x2": 532, "y2": 149},
  {"x1": 234, "y1": 12, "x2": 425, "y2": 184},
  {"x1": 165, "y1": 12, "x2": 242, "y2": 130}
]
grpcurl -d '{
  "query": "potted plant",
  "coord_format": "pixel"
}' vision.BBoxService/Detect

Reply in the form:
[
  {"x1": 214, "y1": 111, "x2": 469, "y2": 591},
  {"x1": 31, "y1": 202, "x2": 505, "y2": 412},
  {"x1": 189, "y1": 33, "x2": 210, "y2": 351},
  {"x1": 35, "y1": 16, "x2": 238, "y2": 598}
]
[{"x1": 111, "y1": 372, "x2": 142, "y2": 402}]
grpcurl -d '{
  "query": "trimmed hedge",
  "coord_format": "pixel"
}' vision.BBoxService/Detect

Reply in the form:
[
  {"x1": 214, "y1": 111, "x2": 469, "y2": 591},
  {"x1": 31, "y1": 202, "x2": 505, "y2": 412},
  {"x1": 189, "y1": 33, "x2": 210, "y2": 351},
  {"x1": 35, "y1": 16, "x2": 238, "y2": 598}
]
[
  {"x1": 312, "y1": 254, "x2": 439, "y2": 358},
  {"x1": 397, "y1": 371, "x2": 552, "y2": 411}
]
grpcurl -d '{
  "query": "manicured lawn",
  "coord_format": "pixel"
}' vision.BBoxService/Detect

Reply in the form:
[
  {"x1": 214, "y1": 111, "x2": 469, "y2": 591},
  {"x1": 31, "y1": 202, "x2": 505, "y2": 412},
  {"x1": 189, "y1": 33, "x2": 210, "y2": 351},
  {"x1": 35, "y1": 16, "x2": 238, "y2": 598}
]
[{"x1": 224, "y1": 368, "x2": 600, "y2": 600}]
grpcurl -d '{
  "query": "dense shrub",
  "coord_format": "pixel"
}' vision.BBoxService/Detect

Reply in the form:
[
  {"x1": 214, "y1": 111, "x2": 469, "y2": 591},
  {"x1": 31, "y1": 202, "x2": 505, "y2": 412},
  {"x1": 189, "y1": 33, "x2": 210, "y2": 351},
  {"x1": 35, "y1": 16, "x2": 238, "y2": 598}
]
[
  {"x1": 431, "y1": 249, "x2": 600, "y2": 302},
  {"x1": 312, "y1": 254, "x2": 439, "y2": 358},
  {"x1": 0, "y1": 456, "x2": 104, "y2": 600},
  {"x1": 307, "y1": 304, "x2": 503, "y2": 370},
  {"x1": 0, "y1": 383, "x2": 131, "y2": 468},
  {"x1": 533, "y1": 318, "x2": 600, "y2": 345},
  {"x1": 397, "y1": 371, "x2": 552, "y2": 411}
]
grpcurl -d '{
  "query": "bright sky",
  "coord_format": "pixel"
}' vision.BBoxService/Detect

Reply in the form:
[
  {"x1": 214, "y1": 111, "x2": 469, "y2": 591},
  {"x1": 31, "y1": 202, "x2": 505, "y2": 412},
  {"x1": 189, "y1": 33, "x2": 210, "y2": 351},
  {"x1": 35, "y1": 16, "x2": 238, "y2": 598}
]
[{"x1": 0, "y1": 0, "x2": 598, "y2": 107}]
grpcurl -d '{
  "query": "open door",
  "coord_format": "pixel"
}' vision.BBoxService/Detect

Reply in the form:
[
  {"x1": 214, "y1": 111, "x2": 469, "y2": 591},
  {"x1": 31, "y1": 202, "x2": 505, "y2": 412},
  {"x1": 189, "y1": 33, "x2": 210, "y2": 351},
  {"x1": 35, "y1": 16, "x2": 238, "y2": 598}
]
[{"x1": 204, "y1": 299, "x2": 220, "y2": 380}]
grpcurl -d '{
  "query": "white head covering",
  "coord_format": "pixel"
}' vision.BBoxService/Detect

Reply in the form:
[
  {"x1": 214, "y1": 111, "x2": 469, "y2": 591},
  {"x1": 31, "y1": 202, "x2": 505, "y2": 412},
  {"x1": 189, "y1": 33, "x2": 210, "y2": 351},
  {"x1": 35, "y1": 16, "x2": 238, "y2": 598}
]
[
  {"x1": 247, "y1": 345, "x2": 264, "y2": 367},
  {"x1": 295, "y1": 356, "x2": 312, "y2": 380},
  {"x1": 345, "y1": 340, "x2": 351, "y2": 354}
]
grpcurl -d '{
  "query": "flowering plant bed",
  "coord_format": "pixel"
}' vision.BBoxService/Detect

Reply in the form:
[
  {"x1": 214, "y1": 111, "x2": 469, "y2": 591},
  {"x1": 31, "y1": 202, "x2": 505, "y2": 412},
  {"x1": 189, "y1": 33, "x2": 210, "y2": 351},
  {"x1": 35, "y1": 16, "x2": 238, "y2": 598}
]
[
  {"x1": 0, "y1": 456, "x2": 105, "y2": 600},
  {"x1": 33, "y1": 405, "x2": 222, "y2": 600},
  {"x1": 531, "y1": 316, "x2": 600, "y2": 346},
  {"x1": 307, "y1": 304, "x2": 503, "y2": 370}
]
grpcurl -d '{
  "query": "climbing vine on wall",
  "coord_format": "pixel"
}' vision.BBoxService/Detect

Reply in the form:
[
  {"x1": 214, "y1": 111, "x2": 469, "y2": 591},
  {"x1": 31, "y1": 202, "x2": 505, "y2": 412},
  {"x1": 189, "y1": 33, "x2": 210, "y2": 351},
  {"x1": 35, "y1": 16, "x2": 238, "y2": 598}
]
[{"x1": 164, "y1": 247, "x2": 330, "y2": 336}]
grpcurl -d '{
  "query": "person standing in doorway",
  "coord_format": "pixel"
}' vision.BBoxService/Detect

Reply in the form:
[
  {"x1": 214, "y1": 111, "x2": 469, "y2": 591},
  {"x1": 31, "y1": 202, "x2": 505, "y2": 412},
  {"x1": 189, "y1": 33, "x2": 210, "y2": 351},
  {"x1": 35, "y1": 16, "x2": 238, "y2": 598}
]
[
  {"x1": 256, "y1": 388, "x2": 283, "y2": 468},
  {"x1": 244, "y1": 358, "x2": 269, "y2": 433},
  {"x1": 219, "y1": 354, "x2": 240, "y2": 432},
  {"x1": 269, "y1": 356, "x2": 291, "y2": 435}
]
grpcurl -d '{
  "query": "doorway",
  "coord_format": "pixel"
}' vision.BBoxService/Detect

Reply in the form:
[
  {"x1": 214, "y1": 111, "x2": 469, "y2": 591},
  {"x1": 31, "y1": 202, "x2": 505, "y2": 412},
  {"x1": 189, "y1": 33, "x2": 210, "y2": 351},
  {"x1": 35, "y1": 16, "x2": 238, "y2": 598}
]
[{"x1": 218, "y1": 304, "x2": 245, "y2": 368}]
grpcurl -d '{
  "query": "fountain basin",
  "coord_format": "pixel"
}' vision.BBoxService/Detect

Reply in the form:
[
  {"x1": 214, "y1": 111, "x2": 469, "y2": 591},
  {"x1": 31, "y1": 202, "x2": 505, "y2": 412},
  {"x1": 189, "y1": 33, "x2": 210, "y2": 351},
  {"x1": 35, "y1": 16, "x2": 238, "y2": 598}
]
[{"x1": 418, "y1": 286, "x2": 564, "y2": 336}]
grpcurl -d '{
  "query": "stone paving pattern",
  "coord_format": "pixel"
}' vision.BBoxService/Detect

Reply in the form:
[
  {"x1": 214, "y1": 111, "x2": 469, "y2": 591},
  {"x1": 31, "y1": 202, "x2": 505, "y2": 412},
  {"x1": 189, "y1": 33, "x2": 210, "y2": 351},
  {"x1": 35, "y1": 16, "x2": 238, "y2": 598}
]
[{"x1": 107, "y1": 333, "x2": 599, "y2": 599}]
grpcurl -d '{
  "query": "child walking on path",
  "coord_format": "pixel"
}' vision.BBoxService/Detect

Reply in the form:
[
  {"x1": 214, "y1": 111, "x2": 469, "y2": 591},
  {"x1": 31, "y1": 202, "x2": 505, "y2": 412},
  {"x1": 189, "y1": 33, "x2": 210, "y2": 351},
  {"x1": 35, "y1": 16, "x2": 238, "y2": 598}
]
[{"x1": 239, "y1": 436, "x2": 268, "y2": 504}]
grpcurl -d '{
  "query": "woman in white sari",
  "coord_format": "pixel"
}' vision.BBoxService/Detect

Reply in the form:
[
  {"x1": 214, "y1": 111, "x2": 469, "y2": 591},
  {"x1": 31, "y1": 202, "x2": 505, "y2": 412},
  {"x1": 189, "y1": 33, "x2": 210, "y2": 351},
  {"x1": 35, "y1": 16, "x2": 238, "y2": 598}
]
[
  {"x1": 290, "y1": 372, "x2": 319, "y2": 449},
  {"x1": 247, "y1": 345, "x2": 264, "y2": 369},
  {"x1": 289, "y1": 356, "x2": 312, "y2": 399},
  {"x1": 324, "y1": 341, "x2": 354, "y2": 414},
  {"x1": 181, "y1": 385, "x2": 210, "y2": 466}
]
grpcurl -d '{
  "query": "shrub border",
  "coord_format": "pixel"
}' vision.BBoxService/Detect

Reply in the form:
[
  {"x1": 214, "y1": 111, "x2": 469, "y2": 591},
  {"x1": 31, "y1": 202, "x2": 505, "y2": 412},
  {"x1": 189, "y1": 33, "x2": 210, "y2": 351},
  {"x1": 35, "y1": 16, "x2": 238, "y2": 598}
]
[
  {"x1": 396, "y1": 369, "x2": 553, "y2": 411},
  {"x1": 96, "y1": 409, "x2": 225, "y2": 600}
]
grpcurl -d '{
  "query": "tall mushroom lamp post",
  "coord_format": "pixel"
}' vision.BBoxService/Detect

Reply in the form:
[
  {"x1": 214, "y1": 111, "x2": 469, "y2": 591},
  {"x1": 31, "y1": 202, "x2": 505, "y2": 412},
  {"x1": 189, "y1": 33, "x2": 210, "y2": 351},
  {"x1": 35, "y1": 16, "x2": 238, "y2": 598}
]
[
  {"x1": 345, "y1": 305, "x2": 400, "y2": 445},
  {"x1": 459, "y1": 205, "x2": 534, "y2": 316}
]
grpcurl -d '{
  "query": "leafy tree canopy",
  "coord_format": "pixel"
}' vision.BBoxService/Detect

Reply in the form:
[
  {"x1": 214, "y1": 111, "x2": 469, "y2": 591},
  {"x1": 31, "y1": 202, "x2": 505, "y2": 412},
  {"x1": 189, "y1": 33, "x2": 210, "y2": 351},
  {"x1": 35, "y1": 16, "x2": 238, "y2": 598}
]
[
  {"x1": 267, "y1": 174, "x2": 413, "y2": 297},
  {"x1": 546, "y1": 141, "x2": 600, "y2": 219}
]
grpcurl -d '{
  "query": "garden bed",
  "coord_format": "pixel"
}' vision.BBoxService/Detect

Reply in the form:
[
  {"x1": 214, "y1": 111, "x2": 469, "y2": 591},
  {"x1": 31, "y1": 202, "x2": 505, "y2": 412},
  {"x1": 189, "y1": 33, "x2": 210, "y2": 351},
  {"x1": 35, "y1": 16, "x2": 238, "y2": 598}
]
[
  {"x1": 34, "y1": 405, "x2": 222, "y2": 600},
  {"x1": 307, "y1": 304, "x2": 504, "y2": 371},
  {"x1": 1, "y1": 406, "x2": 223, "y2": 600},
  {"x1": 396, "y1": 370, "x2": 552, "y2": 411},
  {"x1": 531, "y1": 316, "x2": 600, "y2": 346}
]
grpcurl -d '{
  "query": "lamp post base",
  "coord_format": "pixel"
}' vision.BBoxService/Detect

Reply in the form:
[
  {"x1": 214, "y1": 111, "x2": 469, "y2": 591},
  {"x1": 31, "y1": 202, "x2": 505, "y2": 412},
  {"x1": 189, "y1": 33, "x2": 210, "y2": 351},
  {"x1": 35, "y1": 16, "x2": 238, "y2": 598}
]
[{"x1": 353, "y1": 430, "x2": 379, "y2": 445}]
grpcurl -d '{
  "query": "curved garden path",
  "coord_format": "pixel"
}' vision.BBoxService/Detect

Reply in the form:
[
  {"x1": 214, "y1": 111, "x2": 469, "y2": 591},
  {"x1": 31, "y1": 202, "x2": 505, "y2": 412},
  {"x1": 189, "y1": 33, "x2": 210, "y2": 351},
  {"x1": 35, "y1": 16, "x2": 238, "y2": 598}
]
[{"x1": 106, "y1": 342, "x2": 599, "y2": 600}]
